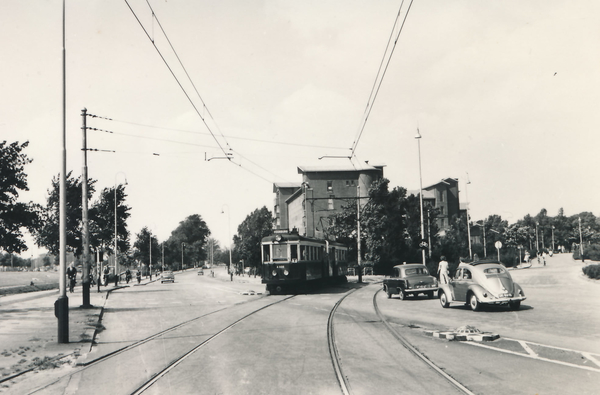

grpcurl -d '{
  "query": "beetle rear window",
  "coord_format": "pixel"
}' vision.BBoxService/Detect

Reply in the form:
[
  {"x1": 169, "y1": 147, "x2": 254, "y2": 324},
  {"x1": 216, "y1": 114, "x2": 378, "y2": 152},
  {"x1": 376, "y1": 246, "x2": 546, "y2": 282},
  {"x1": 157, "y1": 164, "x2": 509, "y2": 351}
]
[{"x1": 483, "y1": 267, "x2": 504, "y2": 274}]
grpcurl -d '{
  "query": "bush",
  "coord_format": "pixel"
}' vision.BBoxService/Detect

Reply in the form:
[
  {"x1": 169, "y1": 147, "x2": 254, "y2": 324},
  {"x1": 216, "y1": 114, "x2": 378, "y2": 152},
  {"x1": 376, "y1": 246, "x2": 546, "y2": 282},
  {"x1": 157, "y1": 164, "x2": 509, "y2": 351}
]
[
  {"x1": 573, "y1": 243, "x2": 600, "y2": 261},
  {"x1": 583, "y1": 264, "x2": 600, "y2": 280}
]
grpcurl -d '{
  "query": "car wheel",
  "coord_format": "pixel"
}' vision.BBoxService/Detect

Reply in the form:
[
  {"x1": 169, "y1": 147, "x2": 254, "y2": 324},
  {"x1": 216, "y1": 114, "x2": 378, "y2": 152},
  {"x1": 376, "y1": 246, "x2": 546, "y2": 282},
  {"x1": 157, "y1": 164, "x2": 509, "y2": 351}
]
[
  {"x1": 509, "y1": 301, "x2": 521, "y2": 310},
  {"x1": 439, "y1": 290, "x2": 450, "y2": 308},
  {"x1": 384, "y1": 285, "x2": 391, "y2": 299},
  {"x1": 398, "y1": 289, "x2": 405, "y2": 300},
  {"x1": 469, "y1": 294, "x2": 480, "y2": 311}
]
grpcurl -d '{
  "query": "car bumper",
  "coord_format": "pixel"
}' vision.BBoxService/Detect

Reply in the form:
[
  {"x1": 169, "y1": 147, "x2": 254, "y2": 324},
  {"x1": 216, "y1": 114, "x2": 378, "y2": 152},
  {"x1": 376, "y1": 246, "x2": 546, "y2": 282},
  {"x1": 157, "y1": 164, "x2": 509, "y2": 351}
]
[
  {"x1": 480, "y1": 296, "x2": 526, "y2": 305},
  {"x1": 405, "y1": 286, "x2": 438, "y2": 294}
]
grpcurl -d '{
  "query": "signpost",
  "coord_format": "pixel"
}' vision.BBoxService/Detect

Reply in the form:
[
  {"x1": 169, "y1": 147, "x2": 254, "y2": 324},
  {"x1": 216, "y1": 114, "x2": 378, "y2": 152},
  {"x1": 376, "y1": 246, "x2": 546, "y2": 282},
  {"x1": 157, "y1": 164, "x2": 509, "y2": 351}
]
[{"x1": 495, "y1": 241, "x2": 502, "y2": 261}]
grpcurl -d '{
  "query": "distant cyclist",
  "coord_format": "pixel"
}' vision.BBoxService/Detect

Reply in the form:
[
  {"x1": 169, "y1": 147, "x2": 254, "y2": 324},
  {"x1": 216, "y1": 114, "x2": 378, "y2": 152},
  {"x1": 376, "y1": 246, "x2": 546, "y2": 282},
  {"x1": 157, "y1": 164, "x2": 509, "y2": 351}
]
[{"x1": 67, "y1": 263, "x2": 77, "y2": 293}]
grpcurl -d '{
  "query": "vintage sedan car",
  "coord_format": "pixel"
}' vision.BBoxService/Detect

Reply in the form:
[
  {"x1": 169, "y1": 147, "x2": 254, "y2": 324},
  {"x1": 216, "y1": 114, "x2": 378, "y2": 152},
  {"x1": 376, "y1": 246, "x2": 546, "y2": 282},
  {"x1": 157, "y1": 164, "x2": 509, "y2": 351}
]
[
  {"x1": 161, "y1": 270, "x2": 175, "y2": 283},
  {"x1": 439, "y1": 260, "x2": 526, "y2": 311},
  {"x1": 197, "y1": 268, "x2": 204, "y2": 275},
  {"x1": 383, "y1": 263, "x2": 439, "y2": 300}
]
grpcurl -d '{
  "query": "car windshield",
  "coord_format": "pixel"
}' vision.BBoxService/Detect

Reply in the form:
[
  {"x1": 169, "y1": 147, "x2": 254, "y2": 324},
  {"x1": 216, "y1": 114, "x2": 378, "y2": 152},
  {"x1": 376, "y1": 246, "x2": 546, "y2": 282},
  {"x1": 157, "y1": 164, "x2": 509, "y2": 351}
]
[{"x1": 404, "y1": 267, "x2": 428, "y2": 276}]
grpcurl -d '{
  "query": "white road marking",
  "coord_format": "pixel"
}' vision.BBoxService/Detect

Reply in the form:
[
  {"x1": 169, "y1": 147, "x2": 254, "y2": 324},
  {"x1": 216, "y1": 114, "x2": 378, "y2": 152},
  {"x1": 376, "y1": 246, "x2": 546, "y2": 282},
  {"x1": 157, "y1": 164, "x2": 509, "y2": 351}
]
[
  {"x1": 518, "y1": 340, "x2": 538, "y2": 357},
  {"x1": 464, "y1": 341, "x2": 600, "y2": 373},
  {"x1": 582, "y1": 352, "x2": 600, "y2": 368}
]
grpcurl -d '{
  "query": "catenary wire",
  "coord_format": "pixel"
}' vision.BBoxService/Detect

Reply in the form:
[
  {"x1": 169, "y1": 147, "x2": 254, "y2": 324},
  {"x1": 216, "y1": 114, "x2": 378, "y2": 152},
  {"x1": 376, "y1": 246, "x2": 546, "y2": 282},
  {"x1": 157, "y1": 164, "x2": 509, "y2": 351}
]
[
  {"x1": 123, "y1": 0, "x2": 231, "y2": 159},
  {"x1": 350, "y1": 0, "x2": 415, "y2": 157}
]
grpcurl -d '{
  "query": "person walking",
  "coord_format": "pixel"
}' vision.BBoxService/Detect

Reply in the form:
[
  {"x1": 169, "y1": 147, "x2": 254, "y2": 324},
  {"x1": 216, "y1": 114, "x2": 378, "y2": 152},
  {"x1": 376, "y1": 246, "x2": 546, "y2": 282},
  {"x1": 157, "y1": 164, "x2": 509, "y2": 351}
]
[
  {"x1": 66, "y1": 263, "x2": 77, "y2": 293},
  {"x1": 437, "y1": 256, "x2": 449, "y2": 284}
]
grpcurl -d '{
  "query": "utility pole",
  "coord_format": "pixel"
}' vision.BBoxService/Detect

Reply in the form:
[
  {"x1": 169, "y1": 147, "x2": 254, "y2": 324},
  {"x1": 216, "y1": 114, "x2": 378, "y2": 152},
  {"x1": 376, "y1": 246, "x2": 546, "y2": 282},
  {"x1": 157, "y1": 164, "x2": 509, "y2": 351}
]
[
  {"x1": 56, "y1": 0, "x2": 69, "y2": 343},
  {"x1": 357, "y1": 184, "x2": 362, "y2": 284},
  {"x1": 81, "y1": 108, "x2": 92, "y2": 308},
  {"x1": 465, "y1": 175, "x2": 472, "y2": 259}
]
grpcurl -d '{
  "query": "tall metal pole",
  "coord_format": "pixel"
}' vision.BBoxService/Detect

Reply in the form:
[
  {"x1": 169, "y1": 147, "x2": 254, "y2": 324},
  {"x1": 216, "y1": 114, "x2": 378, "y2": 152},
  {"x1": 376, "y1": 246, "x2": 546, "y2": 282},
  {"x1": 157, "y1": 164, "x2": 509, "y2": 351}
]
[
  {"x1": 56, "y1": 0, "x2": 69, "y2": 343},
  {"x1": 415, "y1": 130, "x2": 426, "y2": 266},
  {"x1": 357, "y1": 184, "x2": 362, "y2": 283},
  {"x1": 114, "y1": 184, "x2": 118, "y2": 281},
  {"x1": 222, "y1": 205, "x2": 232, "y2": 276},
  {"x1": 535, "y1": 222, "x2": 539, "y2": 251},
  {"x1": 465, "y1": 175, "x2": 472, "y2": 259},
  {"x1": 551, "y1": 225, "x2": 555, "y2": 252},
  {"x1": 181, "y1": 242, "x2": 185, "y2": 271},
  {"x1": 81, "y1": 108, "x2": 91, "y2": 307},
  {"x1": 579, "y1": 217, "x2": 584, "y2": 258}
]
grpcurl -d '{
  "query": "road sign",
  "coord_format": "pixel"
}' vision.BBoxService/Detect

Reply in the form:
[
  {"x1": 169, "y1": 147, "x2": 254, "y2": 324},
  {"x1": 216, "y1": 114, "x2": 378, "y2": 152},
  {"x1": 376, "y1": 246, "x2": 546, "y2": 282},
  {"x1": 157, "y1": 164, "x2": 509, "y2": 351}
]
[{"x1": 495, "y1": 241, "x2": 503, "y2": 249}]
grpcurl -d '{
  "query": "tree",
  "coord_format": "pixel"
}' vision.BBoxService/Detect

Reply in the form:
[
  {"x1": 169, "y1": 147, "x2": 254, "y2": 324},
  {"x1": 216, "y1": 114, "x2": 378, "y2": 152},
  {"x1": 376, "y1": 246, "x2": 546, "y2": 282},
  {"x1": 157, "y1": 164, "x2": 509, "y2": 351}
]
[
  {"x1": 32, "y1": 172, "x2": 96, "y2": 256},
  {"x1": 132, "y1": 227, "x2": 161, "y2": 270},
  {"x1": 88, "y1": 184, "x2": 131, "y2": 256},
  {"x1": 328, "y1": 178, "x2": 427, "y2": 275},
  {"x1": 233, "y1": 207, "x2": 273, "y2": 273},
  {"x1": 165, "y1": 214, "x2": 211, "y2": 268},
  {"x1": 0, "y1": 141, "x2": 39, "y2": 254}
]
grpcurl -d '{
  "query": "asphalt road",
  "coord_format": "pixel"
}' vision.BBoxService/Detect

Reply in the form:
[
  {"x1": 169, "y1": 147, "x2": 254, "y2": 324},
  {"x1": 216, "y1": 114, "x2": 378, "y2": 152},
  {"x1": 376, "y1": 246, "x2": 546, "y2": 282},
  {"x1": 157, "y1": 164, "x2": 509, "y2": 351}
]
[{"x1": 4, "y1": 256, "x2": 599, "y2": 394}]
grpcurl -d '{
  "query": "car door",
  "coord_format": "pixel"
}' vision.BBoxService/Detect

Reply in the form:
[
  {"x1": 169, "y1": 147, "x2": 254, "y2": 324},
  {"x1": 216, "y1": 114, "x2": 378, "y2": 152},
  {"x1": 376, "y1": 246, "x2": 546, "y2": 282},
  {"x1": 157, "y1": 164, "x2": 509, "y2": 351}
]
[{"x1": 452, "y1": 268, "x2": 472, "y2": 302}]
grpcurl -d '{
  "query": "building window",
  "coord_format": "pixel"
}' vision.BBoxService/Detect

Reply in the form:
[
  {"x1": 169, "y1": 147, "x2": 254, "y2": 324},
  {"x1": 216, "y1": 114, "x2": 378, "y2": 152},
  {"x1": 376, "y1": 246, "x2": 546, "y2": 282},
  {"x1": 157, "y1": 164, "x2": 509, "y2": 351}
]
[
  {"x1": 328, "y1": 198, "x2": 334, "y2": 210},
  {"x1": 327, "y1": 181, "x2": 333, "y2": 192}
]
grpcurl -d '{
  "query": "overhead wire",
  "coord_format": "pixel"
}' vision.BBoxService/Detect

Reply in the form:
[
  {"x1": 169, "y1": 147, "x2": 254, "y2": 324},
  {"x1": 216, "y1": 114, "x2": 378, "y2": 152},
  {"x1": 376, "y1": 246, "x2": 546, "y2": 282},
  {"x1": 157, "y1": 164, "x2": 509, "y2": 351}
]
[
  {"x1": 123, "y1": 0, "x2": 231, "y2": 159},
  {"x1": 349, "y1": 0, "x2": 415, "y2": 157},
  {"x1": 143, "y1": 0, "x2": 233, "y2": 153}
]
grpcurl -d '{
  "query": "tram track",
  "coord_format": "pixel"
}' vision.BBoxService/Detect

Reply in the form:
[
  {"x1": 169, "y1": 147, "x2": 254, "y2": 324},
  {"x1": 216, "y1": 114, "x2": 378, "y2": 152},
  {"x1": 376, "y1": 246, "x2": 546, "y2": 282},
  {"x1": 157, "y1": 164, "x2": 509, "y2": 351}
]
[
  {"x1": 26, "y1": 294, "x2": 294, "y2": 395},
  {"x1": 372, "y1": 288, "x2": 475, "y2": 395},
  {"x1": 326, "y1": 284, "x2": 475, "y2": 395}
]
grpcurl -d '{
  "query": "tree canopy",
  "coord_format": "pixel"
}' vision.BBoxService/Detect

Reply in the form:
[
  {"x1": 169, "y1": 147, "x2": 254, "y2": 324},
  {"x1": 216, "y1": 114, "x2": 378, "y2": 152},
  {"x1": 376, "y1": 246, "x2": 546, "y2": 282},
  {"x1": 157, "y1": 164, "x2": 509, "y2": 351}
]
[
  {"x1": 233, "y1": 206, "x2": 273, "y2": 270},
  {"x1": 0, "y1": 141, "x2": 38, "y2": 254}
]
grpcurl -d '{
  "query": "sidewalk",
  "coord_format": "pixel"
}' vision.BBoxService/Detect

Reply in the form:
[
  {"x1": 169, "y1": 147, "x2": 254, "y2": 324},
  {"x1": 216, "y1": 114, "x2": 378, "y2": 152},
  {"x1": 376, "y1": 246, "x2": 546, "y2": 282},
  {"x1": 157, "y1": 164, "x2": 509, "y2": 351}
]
[{"x1": 0, "y1": 277, "x2": 155, "y2": 387}]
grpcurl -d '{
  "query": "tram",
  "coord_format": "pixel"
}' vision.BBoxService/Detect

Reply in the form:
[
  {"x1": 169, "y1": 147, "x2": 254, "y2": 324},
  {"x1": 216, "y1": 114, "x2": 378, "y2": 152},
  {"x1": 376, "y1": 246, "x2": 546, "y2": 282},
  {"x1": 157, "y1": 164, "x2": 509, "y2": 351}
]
[{"x1": 261, "y1": 231, "x2": 348, "y2": 294}]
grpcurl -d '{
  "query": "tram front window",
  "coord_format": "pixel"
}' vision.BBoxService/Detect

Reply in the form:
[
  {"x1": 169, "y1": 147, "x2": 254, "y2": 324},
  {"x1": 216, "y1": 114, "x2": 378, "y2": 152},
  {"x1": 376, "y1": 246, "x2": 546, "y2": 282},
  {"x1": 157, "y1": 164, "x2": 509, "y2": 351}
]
[
  {"x1": 272, "y1": 244, "x2": 287, "y2": 261},
  {"x1": 291, "y1": 245, "x2": 298, "y2": 262},
  {"x1": 263, "y1": 245, "x2": 270, "y2": 262}
]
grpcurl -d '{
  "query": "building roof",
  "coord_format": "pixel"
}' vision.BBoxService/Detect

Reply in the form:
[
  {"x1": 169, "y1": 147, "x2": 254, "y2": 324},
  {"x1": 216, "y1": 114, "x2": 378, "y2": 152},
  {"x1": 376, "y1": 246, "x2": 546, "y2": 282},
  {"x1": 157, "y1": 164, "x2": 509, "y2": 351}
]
[
  {"x1": 423, "y1": 178, "x2": 458, "y2": 191},
  {"x1": 273, "y1": 182, "x2": 301, "y2": 192},
  {"x1": 297, "y1": 162, "x2": 384, "y2": 174}
]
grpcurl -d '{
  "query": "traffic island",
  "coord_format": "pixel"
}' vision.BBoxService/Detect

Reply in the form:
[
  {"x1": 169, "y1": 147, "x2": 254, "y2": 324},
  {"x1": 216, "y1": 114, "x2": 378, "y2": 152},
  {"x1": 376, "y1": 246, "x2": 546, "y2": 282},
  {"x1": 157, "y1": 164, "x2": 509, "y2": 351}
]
[{"x1": 425, "y1": 325, "x2": 500, "y2": 342}]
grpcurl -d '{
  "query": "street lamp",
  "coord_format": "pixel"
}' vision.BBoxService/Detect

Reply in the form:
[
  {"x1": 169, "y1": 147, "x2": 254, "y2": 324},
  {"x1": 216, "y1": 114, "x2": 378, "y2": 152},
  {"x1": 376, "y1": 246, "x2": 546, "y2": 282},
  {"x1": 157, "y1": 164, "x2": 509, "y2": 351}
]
[
  {"x1": 114, "y1": 172, "x2": 127, "y2": 283},
  {"x1": 222, "y1": 204, "x2": 233, "y2": 277},
  {"x1": 415, "y1": 129, "x2": 426, "y2": 266},
  {"x1": 551, "y1": 225, "x2": 555, "y2": 252},
  {"x1": 535, "y1": 222, "x2": 539, "y2": 252},
  {"x1": 465, "y1": 174, "x2": 472, "y2": 259},
  {"x1": 181, "y1": 242, "x2": 185, "y2": 272}
]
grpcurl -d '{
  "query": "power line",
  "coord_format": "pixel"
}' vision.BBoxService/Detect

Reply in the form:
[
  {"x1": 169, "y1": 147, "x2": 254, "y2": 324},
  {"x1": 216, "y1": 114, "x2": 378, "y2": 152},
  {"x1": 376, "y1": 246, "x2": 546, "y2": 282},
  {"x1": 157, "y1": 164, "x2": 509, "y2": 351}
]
[
  {"x1": 105, "y1": 117, "x2": 348, "y2": 150},
  {"x1": 350, "y1": 0, "x2": 415, "y2": 157},
  {"x1": 123, "y1": 0, "x2": 231, "y2": 159}
]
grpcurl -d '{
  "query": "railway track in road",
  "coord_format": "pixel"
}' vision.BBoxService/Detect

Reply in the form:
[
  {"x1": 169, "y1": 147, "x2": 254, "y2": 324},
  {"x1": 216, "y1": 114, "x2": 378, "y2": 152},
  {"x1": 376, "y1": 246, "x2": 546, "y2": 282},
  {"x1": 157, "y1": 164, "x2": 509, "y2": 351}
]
[
  {"x1": 327, "y1": 285, "x2": 475, "y2": 395},
  {"x1": 371, "y1": 289, "x2": 475, "y2": 395},
  {"x1": 26, "y1": 295, "x2": 295, "y2": 395}
]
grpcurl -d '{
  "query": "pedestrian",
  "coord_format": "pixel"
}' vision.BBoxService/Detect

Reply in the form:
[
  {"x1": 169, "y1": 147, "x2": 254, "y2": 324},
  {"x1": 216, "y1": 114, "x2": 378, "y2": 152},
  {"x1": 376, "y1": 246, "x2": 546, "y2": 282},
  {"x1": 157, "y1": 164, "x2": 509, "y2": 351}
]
[
  {"x1": 437, "y1": 256, "x2": 449, "y2": 285},
  {"x1": 67, "y1": 263, "x2": 77, "y2": 293},
  {"x1": 103, "y1": 266, "x2": 110, "y2": 286}
]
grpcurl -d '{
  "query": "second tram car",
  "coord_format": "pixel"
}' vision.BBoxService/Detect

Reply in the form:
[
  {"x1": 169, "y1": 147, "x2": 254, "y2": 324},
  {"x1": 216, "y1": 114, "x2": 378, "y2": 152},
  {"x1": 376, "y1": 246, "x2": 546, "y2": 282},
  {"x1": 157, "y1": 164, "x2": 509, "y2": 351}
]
[{"x1": 261, "y1": 232, "x2": 348, "y2": 294}]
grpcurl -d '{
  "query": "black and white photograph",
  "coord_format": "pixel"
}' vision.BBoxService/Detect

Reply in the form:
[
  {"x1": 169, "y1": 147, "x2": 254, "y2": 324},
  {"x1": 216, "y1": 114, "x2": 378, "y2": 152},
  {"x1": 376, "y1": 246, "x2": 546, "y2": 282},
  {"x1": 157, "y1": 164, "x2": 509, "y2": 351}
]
[{"x1": 1, "y1": 1, "x2": 599, "y2": 394}]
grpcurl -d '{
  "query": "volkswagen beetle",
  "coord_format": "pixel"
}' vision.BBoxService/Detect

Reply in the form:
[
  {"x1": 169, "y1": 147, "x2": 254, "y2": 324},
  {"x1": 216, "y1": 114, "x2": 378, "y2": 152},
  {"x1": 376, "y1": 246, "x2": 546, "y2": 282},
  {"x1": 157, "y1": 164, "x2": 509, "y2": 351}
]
[
  {"x1": 439, "y1": 260, "x2": 525, "y2": 311},
  {"x1": 383, "y1": 263, "x2": 438, "y2": 300}
]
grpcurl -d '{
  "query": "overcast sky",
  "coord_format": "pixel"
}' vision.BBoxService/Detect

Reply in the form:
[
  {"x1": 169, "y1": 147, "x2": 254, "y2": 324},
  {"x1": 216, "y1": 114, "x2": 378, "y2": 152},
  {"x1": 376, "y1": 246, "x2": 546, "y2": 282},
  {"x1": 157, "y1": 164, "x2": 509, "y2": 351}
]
[{"x1": 2, "y1": 0, "x2": 599, "y2": 257}]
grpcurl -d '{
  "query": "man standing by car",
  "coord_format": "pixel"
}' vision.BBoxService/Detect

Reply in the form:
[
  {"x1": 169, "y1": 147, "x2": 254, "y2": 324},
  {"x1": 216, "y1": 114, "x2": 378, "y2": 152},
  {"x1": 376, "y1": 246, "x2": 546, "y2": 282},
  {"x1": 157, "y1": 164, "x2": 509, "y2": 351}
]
[{"x1": 437, "y1": 256, "x2": 449, "y2": 284}]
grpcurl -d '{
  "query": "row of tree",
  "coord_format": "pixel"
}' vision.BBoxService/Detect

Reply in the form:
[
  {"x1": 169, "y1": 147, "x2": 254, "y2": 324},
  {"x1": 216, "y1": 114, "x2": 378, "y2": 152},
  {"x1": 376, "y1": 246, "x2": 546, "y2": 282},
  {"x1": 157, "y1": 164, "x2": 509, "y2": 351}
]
[
  {"x1": 2, "y1": 140, "x2": 598, "y2": 278},
  {"x1": 326, "y1": 178, "x2": 600, "y2": 276}
]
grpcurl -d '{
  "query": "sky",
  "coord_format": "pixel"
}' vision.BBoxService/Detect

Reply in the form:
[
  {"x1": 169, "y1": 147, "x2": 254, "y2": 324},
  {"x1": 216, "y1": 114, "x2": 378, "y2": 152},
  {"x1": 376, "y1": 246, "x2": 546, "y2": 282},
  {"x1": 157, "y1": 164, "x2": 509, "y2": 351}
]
[{"x1": 2, "y1": 0, "x2": 599, "y2": 258}]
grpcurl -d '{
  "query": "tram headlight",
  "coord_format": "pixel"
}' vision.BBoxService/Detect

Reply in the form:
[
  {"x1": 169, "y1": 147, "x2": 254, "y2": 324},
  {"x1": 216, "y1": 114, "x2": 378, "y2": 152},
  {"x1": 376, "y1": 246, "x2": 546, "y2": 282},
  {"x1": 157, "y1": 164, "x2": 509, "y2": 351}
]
[
  {"x1": 272, "y1": 270, "x2": 277, "y2": 277},
  {"x1": 283, "y1": 270, "x2": 289, "y2": 276}
]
